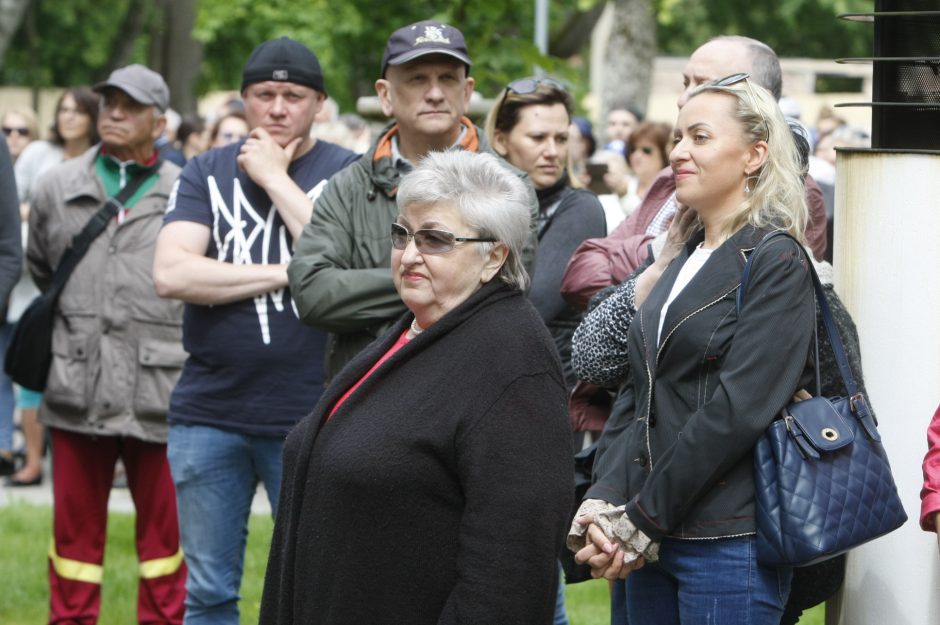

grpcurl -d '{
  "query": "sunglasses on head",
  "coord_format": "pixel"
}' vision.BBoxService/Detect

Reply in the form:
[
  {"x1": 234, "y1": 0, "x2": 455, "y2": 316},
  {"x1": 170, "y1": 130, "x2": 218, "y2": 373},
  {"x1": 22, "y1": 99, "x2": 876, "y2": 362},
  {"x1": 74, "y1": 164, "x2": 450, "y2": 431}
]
[
  {"x1": 505, "y1": 76, "x2": 566, "y2": 96},
  {"x1": 390, "y1": 222, "x2": 497, "y2": 255},
  {"x1": 2, "y1": 127, "x2": 29, "y2": 137},
  {"x1": 712, "y1": 73, "x2": 770, "y2": 142}
]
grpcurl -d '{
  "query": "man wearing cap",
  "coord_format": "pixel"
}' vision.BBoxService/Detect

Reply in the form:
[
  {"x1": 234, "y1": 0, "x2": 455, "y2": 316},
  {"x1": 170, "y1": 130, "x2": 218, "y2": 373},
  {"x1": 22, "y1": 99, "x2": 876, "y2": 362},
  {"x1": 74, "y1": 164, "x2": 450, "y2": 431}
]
[
  {"x1": 152, "y1": 37, "x2": 357, "y2": 625},
  {"x1": 27, "y1": 64, "x2": 186, "y2": 624},
  {"x1": 288, "y1": 20, "x2": 538, "y2": 380}
]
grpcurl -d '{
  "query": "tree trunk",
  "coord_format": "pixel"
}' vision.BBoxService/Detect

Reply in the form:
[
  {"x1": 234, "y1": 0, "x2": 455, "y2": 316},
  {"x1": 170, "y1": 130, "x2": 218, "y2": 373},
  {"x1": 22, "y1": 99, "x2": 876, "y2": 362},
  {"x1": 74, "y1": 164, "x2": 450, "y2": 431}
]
[
  {"x1": 0, "y1": 0, "x2": 32, "y2": 66},
  {"x1": 601, "y1": 0, "x2": 656, "y2": 123},
  {"x1": 104, "y1": 0, "x2": 151, "y2": 78},
  {"x1": 159, "y1": 0, "x2": 202, "y2": 115}
]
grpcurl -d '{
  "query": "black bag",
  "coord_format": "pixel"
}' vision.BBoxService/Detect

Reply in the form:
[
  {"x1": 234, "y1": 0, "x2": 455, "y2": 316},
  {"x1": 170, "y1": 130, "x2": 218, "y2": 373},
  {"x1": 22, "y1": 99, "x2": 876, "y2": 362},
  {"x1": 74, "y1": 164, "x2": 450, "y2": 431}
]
[
  {"x1": 4, "y1": 171, "x2": 156, "y2": 390},
  {"x1": 740, "y1": 231, "x2": 907, "y2": 567}
]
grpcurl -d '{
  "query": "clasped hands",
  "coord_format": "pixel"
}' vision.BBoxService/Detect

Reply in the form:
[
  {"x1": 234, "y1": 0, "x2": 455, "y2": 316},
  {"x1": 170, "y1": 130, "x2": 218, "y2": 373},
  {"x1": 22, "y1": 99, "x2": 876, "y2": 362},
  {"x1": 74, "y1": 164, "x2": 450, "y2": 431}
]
[{"x1": 572, "y1": 516, "x2": 647, "y2": 581}]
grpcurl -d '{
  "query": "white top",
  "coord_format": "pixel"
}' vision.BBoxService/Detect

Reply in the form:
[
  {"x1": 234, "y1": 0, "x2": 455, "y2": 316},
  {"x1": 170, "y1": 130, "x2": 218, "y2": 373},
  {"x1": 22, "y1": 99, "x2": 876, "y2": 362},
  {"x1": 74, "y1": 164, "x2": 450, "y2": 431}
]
[
  {"x1": 14, "y1": 140, "x2": 64, "y2": 204},
  {"x1": 657, "y1": 245, "x2": 713, "y2": 344}
]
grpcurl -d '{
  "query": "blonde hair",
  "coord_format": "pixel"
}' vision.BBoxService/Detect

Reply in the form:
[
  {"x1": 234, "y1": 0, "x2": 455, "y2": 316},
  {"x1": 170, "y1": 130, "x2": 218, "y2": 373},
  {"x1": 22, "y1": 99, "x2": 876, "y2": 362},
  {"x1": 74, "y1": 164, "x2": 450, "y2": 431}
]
[
  {"x1": 688, "y1": 80, "x2": 808, "y2": 243},
  {"x1": 2, "y1": 107, "x2": 40, "y2": 140}
]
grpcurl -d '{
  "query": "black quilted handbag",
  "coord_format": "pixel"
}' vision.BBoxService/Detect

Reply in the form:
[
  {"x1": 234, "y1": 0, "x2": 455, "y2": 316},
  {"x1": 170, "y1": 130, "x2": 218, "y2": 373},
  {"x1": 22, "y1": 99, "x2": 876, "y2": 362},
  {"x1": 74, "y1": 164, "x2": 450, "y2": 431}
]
[{"x1": 740, "y1": 231, "x2": 907, "y2": 567}]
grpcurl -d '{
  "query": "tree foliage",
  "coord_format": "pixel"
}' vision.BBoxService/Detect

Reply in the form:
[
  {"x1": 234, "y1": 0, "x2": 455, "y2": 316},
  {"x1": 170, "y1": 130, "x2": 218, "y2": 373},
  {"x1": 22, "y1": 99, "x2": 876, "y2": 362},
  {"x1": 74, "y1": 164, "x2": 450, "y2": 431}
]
[
  {"x1": 192, "y1": 0, "x2": 580, "y2": 110},
  {"x1": 1, "y1": 0, "x2": 876, "y2": 112},
  {"x1": 654, "y1": 0, "x2": 872, "y2": 58}
]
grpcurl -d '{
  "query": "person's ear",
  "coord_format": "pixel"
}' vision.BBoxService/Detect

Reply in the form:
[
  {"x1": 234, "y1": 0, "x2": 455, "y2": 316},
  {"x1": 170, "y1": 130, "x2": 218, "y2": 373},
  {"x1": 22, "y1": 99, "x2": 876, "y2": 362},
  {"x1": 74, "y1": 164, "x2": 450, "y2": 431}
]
[
  {"x1": 375, "y1": 79, "x2": 394, "y2": 117},
  {"x1": 491, "y1": 130, "x2": 509, "y2": 157},
  {"x1": 152, "y1": 113, "x2": 167, "y2": 141},
  {"x1": 745, "y1": 140, "x2": 769, "y2": 176},
  {"x1": 480, "y1": 242, "x2": 508, "y2": 283}
]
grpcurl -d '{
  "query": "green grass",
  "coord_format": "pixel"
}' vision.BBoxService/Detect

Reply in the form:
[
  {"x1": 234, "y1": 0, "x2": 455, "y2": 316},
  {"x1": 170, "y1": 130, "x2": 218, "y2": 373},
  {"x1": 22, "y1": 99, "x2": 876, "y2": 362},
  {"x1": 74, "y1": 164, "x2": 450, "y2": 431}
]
[
  {"x1": 0, "y1": 502, "x2": 273, "y2": 625},
  {"x1": 0, "y1": 502, "x2": 823, "y2": 625}
]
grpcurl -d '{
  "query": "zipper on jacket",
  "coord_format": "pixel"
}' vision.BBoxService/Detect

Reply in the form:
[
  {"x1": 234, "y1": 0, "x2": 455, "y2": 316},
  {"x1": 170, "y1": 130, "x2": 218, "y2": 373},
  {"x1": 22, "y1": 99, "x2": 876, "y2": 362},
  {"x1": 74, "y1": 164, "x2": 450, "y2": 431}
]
[
  {"x1": 655, "y1": 285, "x2": 739, "y2": 366},
  {"x1": 643, "y1": 283, "x2": 738, "y2": 471}
]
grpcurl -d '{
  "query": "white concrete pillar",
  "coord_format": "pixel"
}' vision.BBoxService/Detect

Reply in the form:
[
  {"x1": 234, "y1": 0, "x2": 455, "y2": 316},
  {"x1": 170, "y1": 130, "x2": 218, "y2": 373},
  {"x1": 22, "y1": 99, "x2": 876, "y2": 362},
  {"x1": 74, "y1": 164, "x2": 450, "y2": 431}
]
[{"x1": 829, "y1": 150, "x2": 940, "y2": 624}]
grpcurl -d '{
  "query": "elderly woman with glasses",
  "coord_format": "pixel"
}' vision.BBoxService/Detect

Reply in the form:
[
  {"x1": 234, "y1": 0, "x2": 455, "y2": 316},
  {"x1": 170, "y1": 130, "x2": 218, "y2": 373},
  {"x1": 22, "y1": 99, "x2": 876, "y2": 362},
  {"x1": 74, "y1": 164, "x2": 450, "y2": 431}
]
[
  {"x1": 260, "y1": 150, "x2": 573, "y2": 625},
  {"x1": 567, "y1": 75, "x2": 816, "y2": 624}
]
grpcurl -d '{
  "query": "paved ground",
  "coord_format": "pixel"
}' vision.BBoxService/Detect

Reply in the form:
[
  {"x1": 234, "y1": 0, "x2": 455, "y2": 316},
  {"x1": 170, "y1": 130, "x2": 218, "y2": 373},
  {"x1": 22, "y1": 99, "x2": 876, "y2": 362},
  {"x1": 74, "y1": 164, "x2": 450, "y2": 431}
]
[{"x1": 0, "y1": 456, "x2": 274, "y2": 516}]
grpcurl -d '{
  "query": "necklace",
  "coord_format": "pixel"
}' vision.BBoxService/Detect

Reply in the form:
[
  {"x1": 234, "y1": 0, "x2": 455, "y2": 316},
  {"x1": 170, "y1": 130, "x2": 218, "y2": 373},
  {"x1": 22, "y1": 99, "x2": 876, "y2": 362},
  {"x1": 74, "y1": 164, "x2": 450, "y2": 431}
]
[{"x1": 410, "y1": 318, "x2": 424, "y2": 335}]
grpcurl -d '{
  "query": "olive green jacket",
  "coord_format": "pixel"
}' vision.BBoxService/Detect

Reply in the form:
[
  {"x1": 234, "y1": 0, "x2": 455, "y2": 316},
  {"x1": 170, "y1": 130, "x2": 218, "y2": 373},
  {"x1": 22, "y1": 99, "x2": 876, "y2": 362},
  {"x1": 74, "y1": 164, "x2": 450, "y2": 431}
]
[{"x1": 288, "y1": 120, "x2": 538, "y2": 381}]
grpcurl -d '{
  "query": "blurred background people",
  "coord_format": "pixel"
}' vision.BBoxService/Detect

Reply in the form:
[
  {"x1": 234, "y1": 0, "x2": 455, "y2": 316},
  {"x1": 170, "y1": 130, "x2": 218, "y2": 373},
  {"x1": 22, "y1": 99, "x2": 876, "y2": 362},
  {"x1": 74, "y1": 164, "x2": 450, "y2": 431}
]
[
  {"x1": 208, "y1": 110, "x2": 249, "y2": 148},
  {"x1": 2, "y1": 107, "x2": 39, "y2": 164},
  {"x1": 603, "y1": 103, "x2": 642, "y2": 156},
  {"x1": 175, "y1": 114, "x2": 208, "y2": 163},
  {"x1": 568, "y1": 116, "x2": 597, "y2": 185},
  {"x1": 15, "y1": 87, "x2": 100, "y2": 208}
]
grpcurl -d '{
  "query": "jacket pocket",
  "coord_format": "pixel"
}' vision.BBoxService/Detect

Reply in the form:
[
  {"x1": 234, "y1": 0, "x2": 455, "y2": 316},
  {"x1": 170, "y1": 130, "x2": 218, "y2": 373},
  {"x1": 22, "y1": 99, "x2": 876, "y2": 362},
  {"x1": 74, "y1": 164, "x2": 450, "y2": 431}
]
[
  {"x1": 45, "y1": 332, "x2": 90, "y2": 412},
  {"x1": 134, "y1": 338, "x2": 187, "y2": 421}
]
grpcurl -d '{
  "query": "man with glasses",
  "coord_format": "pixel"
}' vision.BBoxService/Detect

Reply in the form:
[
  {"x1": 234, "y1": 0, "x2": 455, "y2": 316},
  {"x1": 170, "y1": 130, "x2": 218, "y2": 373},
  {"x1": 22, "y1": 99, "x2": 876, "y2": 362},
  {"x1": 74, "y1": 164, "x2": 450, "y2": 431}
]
[
  {"x1": 27, "y1": 63, "x2": 187, "y2": 624},
  {"x1": 152, "y1": 38, "x2": 357, "y2": 624},
  {"x1": 288, "y1": 19, "x2": 537, "y2": 380},
  {"x1": 561, "y1": 35, "x2": 829, "y2": 310}
]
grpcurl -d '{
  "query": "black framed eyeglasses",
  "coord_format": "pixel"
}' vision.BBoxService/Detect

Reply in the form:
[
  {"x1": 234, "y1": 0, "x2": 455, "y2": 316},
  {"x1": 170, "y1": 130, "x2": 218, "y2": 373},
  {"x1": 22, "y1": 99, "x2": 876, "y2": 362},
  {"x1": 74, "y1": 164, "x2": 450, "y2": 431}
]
[
  {"x1": 505, "y1": 76, "x2": 566, "y2": 96},
  {"x1": 390, "y1": 222, "x2": 497, "y2": 255},
  {"x1": 712, "y1": 73, "x2": 770, "y2": 142},
  {"x1": 2, "y1": 127, "x2": 29, "y2": 137}
]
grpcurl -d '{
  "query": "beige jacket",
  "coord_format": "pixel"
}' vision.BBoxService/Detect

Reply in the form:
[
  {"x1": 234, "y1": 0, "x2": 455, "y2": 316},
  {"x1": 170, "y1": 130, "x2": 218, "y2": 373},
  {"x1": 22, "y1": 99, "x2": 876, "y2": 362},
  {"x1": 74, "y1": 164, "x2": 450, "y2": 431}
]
[{"x1": 27, "y1": 147, "x2": 185, "y2": 443}]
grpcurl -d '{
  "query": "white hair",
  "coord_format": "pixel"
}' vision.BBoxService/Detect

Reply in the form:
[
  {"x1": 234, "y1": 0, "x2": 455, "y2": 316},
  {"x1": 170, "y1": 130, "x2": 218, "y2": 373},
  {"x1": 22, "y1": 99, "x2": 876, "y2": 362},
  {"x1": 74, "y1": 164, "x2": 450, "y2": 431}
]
[{"x1": 396, "y1": 150, "x2": 531, "y2": 291}]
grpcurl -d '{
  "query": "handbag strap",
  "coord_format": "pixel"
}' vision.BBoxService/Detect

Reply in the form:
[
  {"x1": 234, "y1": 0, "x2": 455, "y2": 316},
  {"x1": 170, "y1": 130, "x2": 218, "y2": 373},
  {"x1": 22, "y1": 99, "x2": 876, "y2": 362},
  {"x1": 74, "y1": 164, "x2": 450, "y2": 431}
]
[
  {"x1": 736, "y1": 231, "x2": 859, "y2": 398},
  {"x1": 45, "y1": 162, "x2": 160, "y2": 297}
]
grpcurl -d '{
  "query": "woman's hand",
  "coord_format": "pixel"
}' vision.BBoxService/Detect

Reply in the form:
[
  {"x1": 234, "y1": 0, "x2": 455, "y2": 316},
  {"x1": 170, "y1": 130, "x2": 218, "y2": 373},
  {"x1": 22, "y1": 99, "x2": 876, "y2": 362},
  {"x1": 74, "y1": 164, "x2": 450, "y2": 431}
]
[
  {"x1": 658, "y1": 203, "x2": 697, "y2": 266},
  {"x1": 573, "y1": 517, "x2": 646, "y2": 580},
  {"x1": 634, "y1": 203, "x2": 697, "y2": 308}
]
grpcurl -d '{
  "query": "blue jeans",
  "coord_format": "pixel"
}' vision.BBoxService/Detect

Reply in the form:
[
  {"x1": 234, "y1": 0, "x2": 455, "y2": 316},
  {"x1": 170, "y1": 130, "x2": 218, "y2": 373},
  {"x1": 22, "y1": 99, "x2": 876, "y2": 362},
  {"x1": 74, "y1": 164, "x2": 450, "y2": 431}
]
[
  {"x1": 168, "y1": 424, "x2": 284, "y2": 625},
  {"x1": 554, "y1": 563, "x2": 569, "y2": 625},
  {"x1": 626, "y1": 536, "x2": 791, "y2": 625},
  {"x1": 0, "y1": 323, "x2": 14, "y2": 450}
]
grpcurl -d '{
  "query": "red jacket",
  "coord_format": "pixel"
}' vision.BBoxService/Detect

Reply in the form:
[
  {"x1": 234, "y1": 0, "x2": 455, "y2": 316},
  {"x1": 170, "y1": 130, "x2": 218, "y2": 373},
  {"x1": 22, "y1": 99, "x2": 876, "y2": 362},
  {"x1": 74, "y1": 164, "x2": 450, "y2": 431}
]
[
  {"x1": 560, "y1": 166, "x2": 829, "y2": 310},
  {"x1": 920, "y1": 404, "x2": 940, "y2": 531}
]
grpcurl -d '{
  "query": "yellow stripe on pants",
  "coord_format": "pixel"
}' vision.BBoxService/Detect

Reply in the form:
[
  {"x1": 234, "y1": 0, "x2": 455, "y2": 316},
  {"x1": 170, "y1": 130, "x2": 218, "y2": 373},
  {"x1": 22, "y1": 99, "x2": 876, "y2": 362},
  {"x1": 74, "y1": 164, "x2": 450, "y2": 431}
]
[
  {"x1": 139, "y1": 547, "x2": 184, "y2": 579},
  {"x1": 48, "y1": 540, "x2": 103, "y2": 584}
]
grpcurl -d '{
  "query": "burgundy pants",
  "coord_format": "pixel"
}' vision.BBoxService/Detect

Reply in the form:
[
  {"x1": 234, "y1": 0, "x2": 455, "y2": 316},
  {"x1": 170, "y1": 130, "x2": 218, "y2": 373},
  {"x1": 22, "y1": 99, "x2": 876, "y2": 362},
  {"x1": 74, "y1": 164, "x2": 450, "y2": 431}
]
[{"x1": 49, "y1": 427, "x2": 186, "y2": 624}]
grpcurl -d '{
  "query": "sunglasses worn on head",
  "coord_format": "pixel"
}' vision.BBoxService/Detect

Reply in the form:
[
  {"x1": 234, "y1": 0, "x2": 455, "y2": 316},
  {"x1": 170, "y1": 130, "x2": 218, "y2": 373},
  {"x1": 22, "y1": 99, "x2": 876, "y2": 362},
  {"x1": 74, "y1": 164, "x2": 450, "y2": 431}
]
[
  {"x1": 390, "y1": 222, "x2": 497, "y2": 255},
  {"x1": 712, "y1": 73, "x2": 770, "y2": 142},
  {"x1": 2, "y1": 127, "x2": 29, "y2": 137},
  {"x1": 505, "y1": 76, "x2": 566, "y2": 96}
]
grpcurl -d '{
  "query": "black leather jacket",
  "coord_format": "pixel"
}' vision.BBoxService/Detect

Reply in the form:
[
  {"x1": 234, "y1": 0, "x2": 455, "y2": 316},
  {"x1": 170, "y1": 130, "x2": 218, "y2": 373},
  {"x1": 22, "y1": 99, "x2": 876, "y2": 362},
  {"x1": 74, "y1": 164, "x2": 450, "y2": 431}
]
[{"x1": 586, "y1": 225, "x2": 816, "y2": 541}]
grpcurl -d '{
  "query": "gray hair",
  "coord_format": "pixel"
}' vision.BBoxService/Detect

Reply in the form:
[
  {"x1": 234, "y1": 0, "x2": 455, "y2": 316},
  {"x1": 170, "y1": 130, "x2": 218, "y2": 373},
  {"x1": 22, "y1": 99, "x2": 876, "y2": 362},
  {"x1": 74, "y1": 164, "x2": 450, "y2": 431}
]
[
  {"x1": 396, "y1": 150, "x2": 531, "y2": 291},
  {"x1": 711, "y1": 35, "x2": 782, "y2": 101}
]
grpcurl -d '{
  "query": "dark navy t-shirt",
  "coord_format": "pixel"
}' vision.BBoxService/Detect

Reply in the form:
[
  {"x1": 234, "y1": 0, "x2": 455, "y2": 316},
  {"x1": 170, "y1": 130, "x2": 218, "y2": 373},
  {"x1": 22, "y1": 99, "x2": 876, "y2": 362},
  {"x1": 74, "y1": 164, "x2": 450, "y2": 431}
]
[{"x1": 164, "y1": 139, "x2": 358, "y2": 436}]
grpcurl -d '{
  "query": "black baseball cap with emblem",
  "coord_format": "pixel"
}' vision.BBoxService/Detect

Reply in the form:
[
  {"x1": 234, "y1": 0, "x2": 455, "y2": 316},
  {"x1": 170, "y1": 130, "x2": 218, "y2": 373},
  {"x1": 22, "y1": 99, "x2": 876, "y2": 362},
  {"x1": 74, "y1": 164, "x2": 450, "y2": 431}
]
[
  {"x1": 241, "y1": 37, "x2": 327, "y2": 95},
  {"x1": 381, "y1": 20, "x2": 472, "y2": 77}
]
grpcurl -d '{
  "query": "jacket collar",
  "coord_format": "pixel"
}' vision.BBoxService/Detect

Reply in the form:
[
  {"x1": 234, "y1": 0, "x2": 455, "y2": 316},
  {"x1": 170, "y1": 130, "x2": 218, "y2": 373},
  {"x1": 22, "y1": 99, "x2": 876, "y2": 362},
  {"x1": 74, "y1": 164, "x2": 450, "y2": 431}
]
[
  {"x1": 645, "y1": 224, "x2": 769, "y2": 351},
  {"x1": 368, "y1": 118, "x2": 482, "y2": 197}
]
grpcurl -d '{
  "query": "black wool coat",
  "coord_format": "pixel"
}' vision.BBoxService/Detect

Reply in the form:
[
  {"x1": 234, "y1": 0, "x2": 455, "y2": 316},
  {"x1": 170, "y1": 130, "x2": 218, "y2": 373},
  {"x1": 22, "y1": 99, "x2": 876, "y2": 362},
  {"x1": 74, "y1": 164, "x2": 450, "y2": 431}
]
[{"x1": 260, "y1": 281, "x2": 574, "y2": 625}]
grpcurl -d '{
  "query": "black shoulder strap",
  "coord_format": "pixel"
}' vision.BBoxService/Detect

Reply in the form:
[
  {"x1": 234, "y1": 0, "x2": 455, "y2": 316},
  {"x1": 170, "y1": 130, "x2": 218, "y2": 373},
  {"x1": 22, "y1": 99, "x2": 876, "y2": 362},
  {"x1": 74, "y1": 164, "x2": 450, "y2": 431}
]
[
  {"x1": 46, "y1": 162, "x2": 161, "y2": 297},
  {"x1": 736, "y1": 230, "x2": 859, "y2": 398}
]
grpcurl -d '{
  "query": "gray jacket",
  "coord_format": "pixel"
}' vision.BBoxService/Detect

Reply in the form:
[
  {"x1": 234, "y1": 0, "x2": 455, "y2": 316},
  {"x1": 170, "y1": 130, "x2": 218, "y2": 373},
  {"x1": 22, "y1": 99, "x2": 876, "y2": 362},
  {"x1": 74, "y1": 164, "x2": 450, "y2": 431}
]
[{"x1": 27, "y1": 147, "x2": 185, "y2": 443}]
